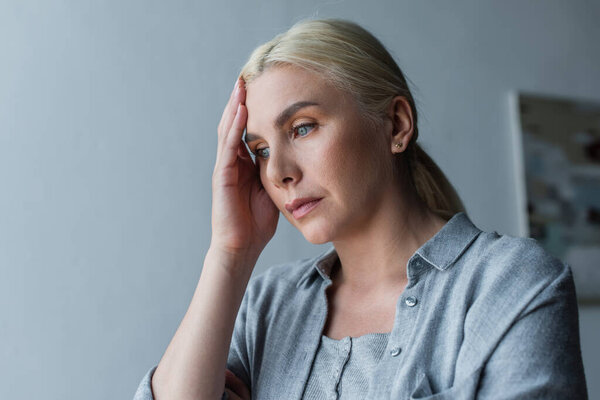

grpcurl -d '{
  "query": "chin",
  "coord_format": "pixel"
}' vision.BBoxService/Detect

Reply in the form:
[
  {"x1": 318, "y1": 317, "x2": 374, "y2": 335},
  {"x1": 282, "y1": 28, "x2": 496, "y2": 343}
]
[
  {"x1": 297, "y1": 222, "x2": 335, "y2": 245},
  {"x1": 303, "y1": 233, "x2": 331, "y2": 245}
]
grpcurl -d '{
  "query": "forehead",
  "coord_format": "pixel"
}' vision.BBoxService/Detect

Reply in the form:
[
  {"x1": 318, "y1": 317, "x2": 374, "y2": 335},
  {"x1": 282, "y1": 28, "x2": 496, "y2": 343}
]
[{"x1": 245, "y1": 66, "x2": 349, "y2": 128}]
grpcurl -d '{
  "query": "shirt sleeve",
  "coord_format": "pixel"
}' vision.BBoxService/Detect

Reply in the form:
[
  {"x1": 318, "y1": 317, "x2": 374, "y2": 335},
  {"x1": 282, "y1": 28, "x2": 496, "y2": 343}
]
[
  {"x1": 133, "y1": 366, "x2": 158, "y2": 400},
  {"x1": 225, "y1": 283, "x2": 254, "y2": 391},
  {"x1": 476, "y1": 263, "x2": 588, "y2": 399}
]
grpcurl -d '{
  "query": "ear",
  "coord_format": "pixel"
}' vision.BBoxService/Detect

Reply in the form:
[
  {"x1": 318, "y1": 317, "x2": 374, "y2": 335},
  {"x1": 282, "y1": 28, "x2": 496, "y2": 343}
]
[{"x1": 387, "y1": 96, "x2": 414, "y2": 154}]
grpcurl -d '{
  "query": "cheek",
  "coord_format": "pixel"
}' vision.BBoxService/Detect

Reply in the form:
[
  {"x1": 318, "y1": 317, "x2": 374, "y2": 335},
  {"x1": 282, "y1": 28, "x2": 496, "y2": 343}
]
[
  {"x1": 258, "y1": 166, "x2": 274, "y2": 194},
  {"x1": 327, "y1": 130, "x2": 386, "y2": 191},
  {"x1": 258, "y1": 165, "x2": 287, "y2": 211}
]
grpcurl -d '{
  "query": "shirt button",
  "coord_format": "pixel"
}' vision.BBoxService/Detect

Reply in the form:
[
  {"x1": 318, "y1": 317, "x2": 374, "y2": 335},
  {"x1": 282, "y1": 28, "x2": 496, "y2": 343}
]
[
  {"x1": 405, "y1": 296, "x2": 418, "y2": 307},
  {"x1": 390, "y1": 347, "x2": 402, "y2": 357}
]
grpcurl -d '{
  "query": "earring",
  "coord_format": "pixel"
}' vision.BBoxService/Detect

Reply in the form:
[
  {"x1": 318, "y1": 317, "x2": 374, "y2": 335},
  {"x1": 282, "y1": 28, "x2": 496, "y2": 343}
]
[{"x1": 394, "y1": 142, "x2": 403, "y2": 150}]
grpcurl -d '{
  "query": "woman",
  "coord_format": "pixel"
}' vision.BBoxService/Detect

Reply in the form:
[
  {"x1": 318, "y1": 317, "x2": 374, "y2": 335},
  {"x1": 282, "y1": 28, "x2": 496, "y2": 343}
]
[{"x1": 135, "y1": 19, "x2": 587, "y2": 399}]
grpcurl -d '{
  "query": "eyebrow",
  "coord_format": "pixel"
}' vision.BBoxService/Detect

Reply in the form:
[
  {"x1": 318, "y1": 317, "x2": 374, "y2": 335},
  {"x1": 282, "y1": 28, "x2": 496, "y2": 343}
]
[{"x1": 245, "y1": 100, "x2": 319, "y2": 143}]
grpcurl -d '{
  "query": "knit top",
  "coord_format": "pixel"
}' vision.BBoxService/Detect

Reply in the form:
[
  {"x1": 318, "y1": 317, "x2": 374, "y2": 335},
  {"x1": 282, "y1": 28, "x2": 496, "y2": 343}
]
[{"x1": 302, "y1": 333, "x2": 391, "y2": 400}]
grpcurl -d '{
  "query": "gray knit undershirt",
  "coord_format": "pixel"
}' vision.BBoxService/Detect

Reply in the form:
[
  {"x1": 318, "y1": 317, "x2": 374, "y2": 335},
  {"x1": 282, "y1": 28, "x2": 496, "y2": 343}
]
[{"x1": 302, "y1": 332, "x2": 391, "y2": 400}]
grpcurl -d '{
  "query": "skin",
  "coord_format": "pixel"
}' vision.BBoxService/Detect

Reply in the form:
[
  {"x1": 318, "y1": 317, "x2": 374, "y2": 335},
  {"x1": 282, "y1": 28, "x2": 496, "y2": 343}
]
[
  {"x1": 245, "y1": 66, "x2": 395, "y2": 245},
  {"x1": 151, "y1": 66, "x2": 447, "y2": 400},
  {"x1": 244, "y1": 66, "x2": 447, "y2": 338}
]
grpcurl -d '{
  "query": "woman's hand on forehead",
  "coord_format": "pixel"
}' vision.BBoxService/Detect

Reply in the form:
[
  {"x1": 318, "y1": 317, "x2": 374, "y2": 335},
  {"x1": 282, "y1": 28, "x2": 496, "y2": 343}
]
[{"x1": 209, "y1": 78, "x2": 279, "y2": 264}]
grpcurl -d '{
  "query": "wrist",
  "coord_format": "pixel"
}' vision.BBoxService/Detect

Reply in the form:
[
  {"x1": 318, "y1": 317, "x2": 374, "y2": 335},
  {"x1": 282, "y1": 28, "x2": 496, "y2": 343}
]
[
  {"x1": 208, "y1": 239, "x2": 263, "y2": 262},
  {"x1": 205, "y1": 245, "x2": 260, "y2": 279}
]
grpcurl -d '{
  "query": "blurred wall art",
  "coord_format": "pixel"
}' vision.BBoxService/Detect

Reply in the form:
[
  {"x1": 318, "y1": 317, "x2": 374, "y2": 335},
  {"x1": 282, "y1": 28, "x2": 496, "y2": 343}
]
[{"x1": 513, "y1": 93, "x2": 600, "y2": 303}]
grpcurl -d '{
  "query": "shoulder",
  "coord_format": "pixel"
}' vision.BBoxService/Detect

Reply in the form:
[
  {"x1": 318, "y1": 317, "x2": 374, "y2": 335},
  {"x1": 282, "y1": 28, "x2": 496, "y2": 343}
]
[
  {"x1": 448, "y1": 233, "x2": 585, "y2": 396},
  {"x1": 422, "y1": 212, "x2": 575, "y2": 331},
  {"x1": 473, "y1": 230, "x2": 561, "y2": 267},
  {"x1": 420, "y1": 212, "x2": 571, "y2": 300},
  {"x1": 465, "y1": 230, "x2": 571, "y2": 293},
  {"x1": 452, "y1": 229, "x2": 576, "y2": 338},
  {"x1": 242, "y1": 248, "x2": 332, "y2": 306}
]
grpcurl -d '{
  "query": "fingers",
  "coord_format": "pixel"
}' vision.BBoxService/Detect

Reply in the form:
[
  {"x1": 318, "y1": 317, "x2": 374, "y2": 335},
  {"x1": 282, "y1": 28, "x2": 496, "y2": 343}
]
[
  {"x1": 218, "y1": 79, "x2": 240, "y2": 136},
  {"x1": 219, "y1": 78, "x2": 246, "y2": 141},
  {"x1": 225, "y1": 369, "x2": 251, "y2": 400},
  {"x1": 237, "y1": 138, "x2": 253, "y2": 161},
  {"x1": 217, "y1": 103, "x2": 248, "y2": 168},
  {"x1": 215, "y1": 78, "x2": 249, "y2": 173},
  {"x1": 227, "y1": 103, "x2": 247, "y2": 149}
]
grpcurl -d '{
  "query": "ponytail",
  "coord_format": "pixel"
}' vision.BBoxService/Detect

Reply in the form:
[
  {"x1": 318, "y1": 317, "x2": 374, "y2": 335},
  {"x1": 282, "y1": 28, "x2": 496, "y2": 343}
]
[{"x1": 407, "y1": 143, "x2": 465, "y2": 220}]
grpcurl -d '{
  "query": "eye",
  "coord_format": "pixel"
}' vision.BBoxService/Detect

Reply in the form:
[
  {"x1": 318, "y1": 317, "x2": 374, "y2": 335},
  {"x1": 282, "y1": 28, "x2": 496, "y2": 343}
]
[
  {"x1": 293, "y1": 123, "x2": 316, "y2": 138},
  {"x1": 255, "y1": 147, "x2": 270, "y2": 159}
]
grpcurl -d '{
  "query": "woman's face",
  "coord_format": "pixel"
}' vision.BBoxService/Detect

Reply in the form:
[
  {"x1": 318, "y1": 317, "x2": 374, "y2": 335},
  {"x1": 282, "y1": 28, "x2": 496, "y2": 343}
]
[{"x1": 245, "y1": 66, "x2": 395, "y2": 244}]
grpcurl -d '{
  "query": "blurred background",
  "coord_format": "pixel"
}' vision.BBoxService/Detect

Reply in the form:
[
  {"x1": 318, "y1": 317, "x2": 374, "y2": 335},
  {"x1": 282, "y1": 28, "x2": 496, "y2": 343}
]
[{"x1": 1, "y1": 1, "x2": 598, "y2": 398}]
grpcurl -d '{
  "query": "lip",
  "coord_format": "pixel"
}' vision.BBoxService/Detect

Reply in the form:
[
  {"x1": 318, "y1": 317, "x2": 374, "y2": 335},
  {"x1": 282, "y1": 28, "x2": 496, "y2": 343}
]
[{"x1": 285, "y1": 197, "x2": 323, "y2": 220}]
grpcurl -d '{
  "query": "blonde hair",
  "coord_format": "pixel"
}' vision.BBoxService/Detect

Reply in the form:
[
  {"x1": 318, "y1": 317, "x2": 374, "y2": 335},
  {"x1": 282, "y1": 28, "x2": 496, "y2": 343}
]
[{"x1": 240, "y1": 19, "x2": 465, "y2": 219}]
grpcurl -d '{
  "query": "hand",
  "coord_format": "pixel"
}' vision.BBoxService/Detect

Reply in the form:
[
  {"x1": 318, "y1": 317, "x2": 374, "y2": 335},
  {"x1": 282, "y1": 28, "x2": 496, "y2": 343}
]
[
  {"x1": 223, "y1": 369, "x2": 251, "y2": 400},
  {"x1": 211, "y1": 78, "x2": 279, "y2": 260}
]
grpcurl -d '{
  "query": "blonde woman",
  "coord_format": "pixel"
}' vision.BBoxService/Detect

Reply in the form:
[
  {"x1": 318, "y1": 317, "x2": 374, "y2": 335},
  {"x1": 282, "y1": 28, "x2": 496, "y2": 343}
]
[{"x1": 135, "y1": 19, "x2": 587, "y2": 399}]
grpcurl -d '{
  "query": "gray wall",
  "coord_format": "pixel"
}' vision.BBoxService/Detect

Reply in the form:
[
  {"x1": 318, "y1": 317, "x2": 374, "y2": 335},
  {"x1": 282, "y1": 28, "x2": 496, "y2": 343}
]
[{"x1": 1, "y1": 1, "x2": 598, "y2": 398}]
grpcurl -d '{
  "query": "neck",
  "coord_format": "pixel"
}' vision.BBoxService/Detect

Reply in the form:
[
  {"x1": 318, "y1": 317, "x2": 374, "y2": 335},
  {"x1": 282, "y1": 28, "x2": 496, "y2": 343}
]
[{"x1": 331, "y1": 189, "x2": 447, "y2": 291}]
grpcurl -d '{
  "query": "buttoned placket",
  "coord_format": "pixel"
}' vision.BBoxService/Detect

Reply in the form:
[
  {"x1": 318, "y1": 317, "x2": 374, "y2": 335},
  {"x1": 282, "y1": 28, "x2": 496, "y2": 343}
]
[
  {"x1": 294, "y1": 271, "x2": 337, "y2": 399},
  {"x1": 367, "y1": 254, "x2": 429, "y2": 398},
  {"x1": 328, "y1": 336, "x2": 352, "y2": 400},
  {"x1": 387, "y1": 255, "x2": 427, "y2": 356}
]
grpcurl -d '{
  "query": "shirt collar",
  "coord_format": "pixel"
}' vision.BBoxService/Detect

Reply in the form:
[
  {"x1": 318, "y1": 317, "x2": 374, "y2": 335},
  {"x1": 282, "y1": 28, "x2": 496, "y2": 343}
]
[
  {"x1": 296, "y1": 247, "x2": 337, "y2": 288},
  {"x1": 297, "y1": 212, "x2": 481, "y2": 288},
  {"x1": 414, "y1": 211, "x2": 481, "y2": 271}
]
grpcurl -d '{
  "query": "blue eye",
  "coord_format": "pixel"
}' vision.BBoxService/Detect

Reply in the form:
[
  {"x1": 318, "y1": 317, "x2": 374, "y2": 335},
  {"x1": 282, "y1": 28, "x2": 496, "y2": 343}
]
[
  {"x1": 294, "y1": 123, "x2": 315, "y2": 137},
  {"x1": 255, "y1": 147, "x2": 270, "y2": 159}
]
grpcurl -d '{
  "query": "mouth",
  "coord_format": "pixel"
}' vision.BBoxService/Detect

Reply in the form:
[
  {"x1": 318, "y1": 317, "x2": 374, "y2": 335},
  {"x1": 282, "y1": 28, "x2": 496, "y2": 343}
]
[{"x1": 285, "y1": 197, "x2": 323, "y2": 220}]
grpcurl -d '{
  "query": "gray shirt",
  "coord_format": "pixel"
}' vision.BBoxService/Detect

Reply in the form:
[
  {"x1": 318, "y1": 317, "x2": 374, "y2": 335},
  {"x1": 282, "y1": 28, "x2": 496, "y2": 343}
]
[
  {"x1": 302, "y1": 333, "x2": 391, "y2": 399},
  {"x1": 134, "y1": 212, "x2": 587, "y2": 399}
]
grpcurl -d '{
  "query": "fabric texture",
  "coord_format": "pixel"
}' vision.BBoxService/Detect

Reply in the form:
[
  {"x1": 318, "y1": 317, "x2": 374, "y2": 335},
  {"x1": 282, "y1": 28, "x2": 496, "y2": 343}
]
[
  {"x1": 302, "y1": 333, "x2": 390, "y2": 399},
  {"x1": 134, "y1": 212, "x2": 588, "y2": 399}
]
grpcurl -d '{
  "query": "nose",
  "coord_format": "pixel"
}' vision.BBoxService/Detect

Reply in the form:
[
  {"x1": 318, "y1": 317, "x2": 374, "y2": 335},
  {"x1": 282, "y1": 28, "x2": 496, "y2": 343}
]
[{"x1": 264, "y1": 146, "x2": 301, "y2": 188}]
